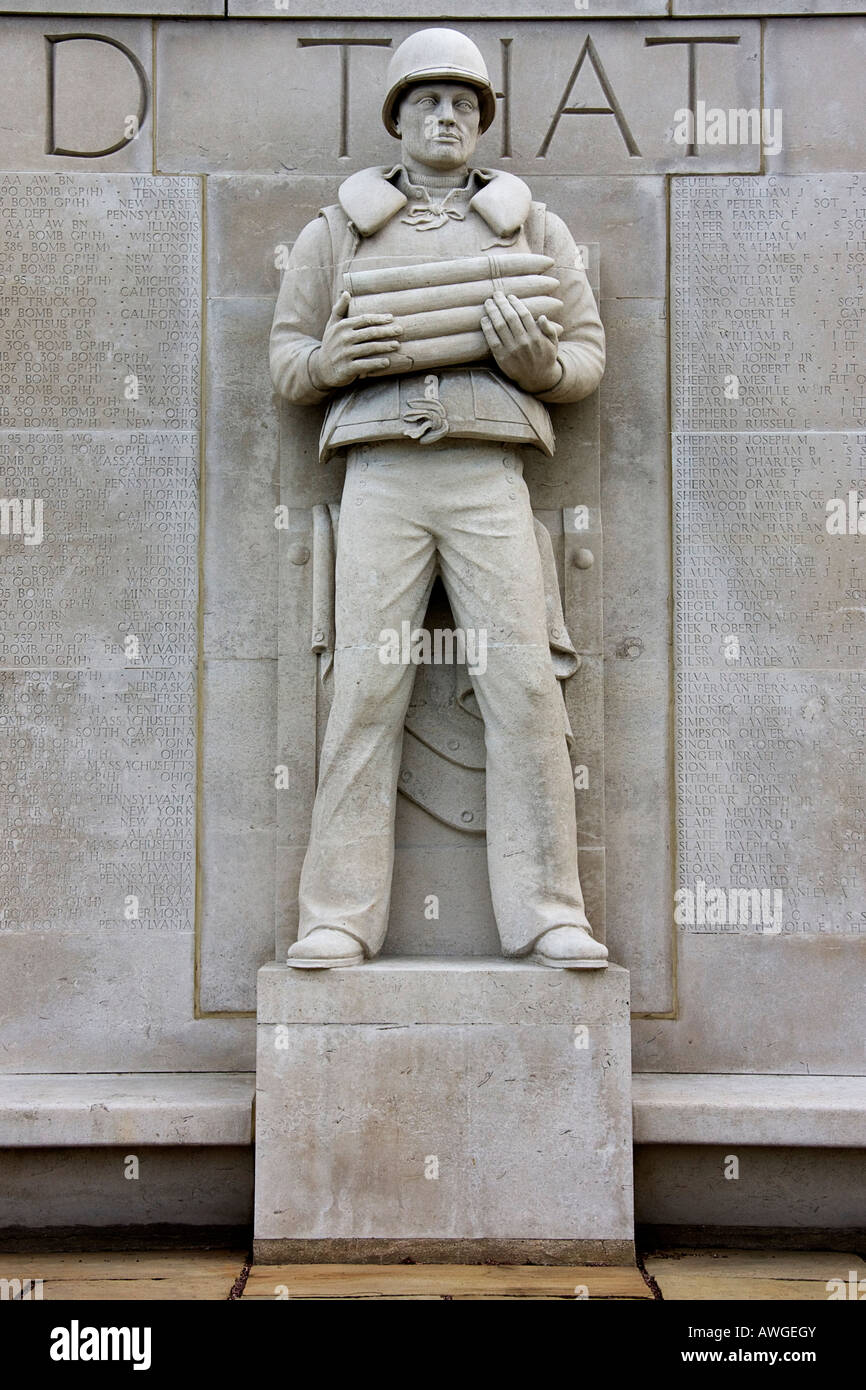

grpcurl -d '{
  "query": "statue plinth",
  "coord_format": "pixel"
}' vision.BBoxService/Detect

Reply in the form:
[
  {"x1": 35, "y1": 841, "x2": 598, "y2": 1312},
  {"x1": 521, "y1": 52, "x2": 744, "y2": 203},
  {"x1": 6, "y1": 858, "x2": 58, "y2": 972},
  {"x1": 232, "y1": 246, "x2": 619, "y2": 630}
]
[{"x1": 253, "y1": 958, "x2": 634, "y2": 1264}]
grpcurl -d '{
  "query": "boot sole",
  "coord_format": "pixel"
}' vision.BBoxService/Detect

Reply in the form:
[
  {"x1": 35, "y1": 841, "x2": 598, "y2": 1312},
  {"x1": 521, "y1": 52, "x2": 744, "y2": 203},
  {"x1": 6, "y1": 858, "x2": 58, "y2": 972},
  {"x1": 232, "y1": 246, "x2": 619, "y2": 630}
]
[
  {"x1": 530, "y1": 953, "x2": 608, "y2": 970},
  {"x1": 286, "y1": 955, "x2": 364, "y2": 970}
]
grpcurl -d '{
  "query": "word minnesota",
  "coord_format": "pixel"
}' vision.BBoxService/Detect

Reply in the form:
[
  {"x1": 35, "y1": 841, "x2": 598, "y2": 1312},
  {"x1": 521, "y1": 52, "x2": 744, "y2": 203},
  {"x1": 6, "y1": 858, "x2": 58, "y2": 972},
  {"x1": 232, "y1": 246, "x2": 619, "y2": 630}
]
[
  {"x1": 379, "y1": 622, "x2": 488, "y2": 675},
  {"x1": 50, "y1": 1321, "x2": 152, "y2": 1372}
]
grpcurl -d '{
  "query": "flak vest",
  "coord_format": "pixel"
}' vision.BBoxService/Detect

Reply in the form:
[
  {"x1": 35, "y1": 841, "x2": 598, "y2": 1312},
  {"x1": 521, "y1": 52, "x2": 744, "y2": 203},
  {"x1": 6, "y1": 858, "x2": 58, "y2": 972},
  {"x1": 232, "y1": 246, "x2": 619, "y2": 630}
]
[{"x1": 315, "y1": 176, "x2": 558, "y2": 464}]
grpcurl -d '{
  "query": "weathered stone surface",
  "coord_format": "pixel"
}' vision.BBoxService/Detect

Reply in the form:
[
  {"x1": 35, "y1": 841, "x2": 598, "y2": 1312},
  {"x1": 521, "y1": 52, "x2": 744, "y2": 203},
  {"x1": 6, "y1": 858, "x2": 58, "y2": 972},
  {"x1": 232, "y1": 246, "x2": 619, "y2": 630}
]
[
  {"x1": 0, "y1": 1149, "x2": 253, "y2": 1230},
  {"x1": 633, "y1": 1074, "x2": 866, "y2": 1147},
  {"x1": 0, "y1": 932, "x2": 255, "y2": 1071},
  {"x1": 0, "y1": 20, "x2": 153, "y2": 172},
  {"x1": 0, "y1": 670, "x2": 196, "y2": 934},
  {"x1": 670, "y1": 174, "x2": 866, "y2": 977},
  {"x1": 156, "y1": 20, "x2": 760, "y2": 175},
  {"x1": 632, "y1": 934, "x2": 866, "y2": 1073},
  {"x1": 0, "y1": 431, "x2": 198, "y2": 669},
  {"x1": 599, "y1": 295, "x2": 672, "y2": 1012},
  {"x1": 764, "y1": 18, "x2": 866, "y2": 173},
  {"x1": 255, "y1": 961, "x2": 632, "y2": 1247},
  {"x1": 672, "y1": 175, "x2": 866, "y2": 432},
  {"x1": 675, "y1": 670, "x2": 866, "y2": 936},
  {"x1": 677, "y1": 0, "x2": 866, "y2": 12},
  {"x1": 0, "y1": 173, "x2": 200, "y2": 430},
  {"x1": 4, "y1": 0, "x2": 221, "y2": 10},
  {"x1": 636, "y1": 1146, "x2": 866, "y2": 1233},
  {"x1": 675, "y1": 432, "x2": 866, "y2": 672},
  {"x1": 203, "y1": 297, "x2": 279, "y2": 661},
  {"x1": 198, "y1": 658, "x2": 277, "y2": 1013},
  {"x1": 231, "y1": 0, "x2": 665, "y2": 16},
  {"x1": 258, "y1": 956, "x2": 626, "y2": 1024},
  {"x1": 0, "y1": 1073, "x2": 255, "y2": 1146}
]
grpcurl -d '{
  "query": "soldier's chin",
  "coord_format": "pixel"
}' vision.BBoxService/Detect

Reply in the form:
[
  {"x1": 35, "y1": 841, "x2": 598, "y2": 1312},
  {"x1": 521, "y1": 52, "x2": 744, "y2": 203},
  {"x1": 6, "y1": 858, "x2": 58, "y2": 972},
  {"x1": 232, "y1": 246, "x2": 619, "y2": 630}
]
[{"x1": 421, "y1": 139, "x2": 467, "y2": 169}]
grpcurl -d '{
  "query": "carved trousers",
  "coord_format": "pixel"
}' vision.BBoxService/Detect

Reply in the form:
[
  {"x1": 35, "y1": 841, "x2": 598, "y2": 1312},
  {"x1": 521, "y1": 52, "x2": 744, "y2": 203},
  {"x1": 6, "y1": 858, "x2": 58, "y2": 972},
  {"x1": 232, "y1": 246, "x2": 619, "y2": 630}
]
[{"x1": 298, "y1": 439, "x2": 589, "y2": 957}]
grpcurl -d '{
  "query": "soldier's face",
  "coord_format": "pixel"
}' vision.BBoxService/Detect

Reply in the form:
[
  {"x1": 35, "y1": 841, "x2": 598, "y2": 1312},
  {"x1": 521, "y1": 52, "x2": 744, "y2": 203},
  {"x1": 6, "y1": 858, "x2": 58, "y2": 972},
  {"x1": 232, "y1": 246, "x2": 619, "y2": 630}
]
[{"x1": 395, "y1": 83, "x2": 481, "y2": 170}]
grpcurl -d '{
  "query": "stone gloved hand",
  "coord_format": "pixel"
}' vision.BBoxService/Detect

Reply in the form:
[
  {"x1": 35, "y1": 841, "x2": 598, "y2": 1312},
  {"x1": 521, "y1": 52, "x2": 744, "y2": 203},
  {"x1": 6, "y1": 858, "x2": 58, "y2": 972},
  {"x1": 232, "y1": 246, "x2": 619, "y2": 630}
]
[
  {"x1": 480, "y1": 290, "x2": 563, "y2": 395},
  {"x1": 309, "y1": 290, "x2": 404, "y2": 391}
]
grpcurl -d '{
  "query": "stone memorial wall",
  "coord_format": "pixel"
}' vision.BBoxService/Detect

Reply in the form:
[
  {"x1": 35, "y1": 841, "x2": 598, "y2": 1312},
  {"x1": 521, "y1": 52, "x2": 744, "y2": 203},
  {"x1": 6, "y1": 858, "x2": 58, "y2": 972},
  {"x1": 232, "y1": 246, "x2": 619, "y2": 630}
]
[{"x1": 0, "y1": 10, "x2": 863, "y2": 1096}]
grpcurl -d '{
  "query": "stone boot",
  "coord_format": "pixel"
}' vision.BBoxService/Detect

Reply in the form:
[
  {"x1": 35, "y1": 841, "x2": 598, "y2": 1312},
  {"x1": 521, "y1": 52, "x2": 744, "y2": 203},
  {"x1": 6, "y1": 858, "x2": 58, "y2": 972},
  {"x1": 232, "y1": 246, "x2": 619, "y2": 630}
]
[
  {"x1": 286, "y1": 927, "x2": 365, "y2": 970},
  {"x1": 530, "y1": 925, "x2": 608, "y2": 970}
]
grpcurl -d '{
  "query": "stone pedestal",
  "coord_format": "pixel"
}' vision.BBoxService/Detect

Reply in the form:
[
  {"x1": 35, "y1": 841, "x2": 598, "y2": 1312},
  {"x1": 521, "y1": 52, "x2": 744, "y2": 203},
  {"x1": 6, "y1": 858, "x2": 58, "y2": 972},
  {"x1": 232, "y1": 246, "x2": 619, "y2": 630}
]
[{"x1": 254, "y1": 959, "x2": 633, "y2": 1264}]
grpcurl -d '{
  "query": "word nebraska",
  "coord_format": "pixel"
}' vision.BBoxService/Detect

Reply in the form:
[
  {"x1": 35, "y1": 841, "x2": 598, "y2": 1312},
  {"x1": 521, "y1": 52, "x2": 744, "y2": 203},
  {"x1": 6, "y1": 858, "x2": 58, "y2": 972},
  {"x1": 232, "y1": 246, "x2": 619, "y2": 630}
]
[{"x1": 50, "y1": 1321, "x2": 151, "y2": 1372}]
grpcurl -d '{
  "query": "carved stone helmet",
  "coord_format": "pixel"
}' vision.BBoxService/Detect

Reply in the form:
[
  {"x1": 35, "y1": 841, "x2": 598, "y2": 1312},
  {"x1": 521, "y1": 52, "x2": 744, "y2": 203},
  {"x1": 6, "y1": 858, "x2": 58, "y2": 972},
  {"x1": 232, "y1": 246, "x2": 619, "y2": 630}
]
[{"x1": 381, "y1": 28, "x2": 496, "y2": 137}]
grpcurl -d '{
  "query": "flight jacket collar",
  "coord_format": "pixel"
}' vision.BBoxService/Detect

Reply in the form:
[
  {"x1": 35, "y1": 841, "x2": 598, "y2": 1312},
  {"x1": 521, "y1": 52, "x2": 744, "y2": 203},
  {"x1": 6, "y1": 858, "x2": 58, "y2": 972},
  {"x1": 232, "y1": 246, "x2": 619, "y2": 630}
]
[{"x1": 337, "y1": 164, "x2": 533, "y2": 240}]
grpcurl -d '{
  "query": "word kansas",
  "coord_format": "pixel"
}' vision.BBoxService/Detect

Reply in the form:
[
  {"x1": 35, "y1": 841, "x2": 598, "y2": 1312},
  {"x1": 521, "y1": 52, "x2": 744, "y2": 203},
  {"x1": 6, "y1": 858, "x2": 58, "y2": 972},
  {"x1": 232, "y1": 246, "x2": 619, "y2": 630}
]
[
  {"x1": 379, "y1": 621, "x2": 487, "y2": 675},
  {"x1": 50, "y1": 1321, "x2": 152, "y2": 1372}
]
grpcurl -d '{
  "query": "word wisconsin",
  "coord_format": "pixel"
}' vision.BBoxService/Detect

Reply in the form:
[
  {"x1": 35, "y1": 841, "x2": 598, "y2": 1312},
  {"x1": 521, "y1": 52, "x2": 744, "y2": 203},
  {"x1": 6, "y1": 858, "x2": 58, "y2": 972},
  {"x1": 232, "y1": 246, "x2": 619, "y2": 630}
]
[{"x1": 50, "y1": 1321, "x2": 152, "y2": 1372}]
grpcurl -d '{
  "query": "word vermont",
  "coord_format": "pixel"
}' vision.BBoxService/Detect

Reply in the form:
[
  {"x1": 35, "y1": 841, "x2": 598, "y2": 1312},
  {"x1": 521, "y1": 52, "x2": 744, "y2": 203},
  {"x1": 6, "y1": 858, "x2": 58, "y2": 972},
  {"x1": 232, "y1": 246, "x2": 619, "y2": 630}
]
[
  {"x1": 672, "y1": 102, "x2": 783, "y2": 155},
  {"x1": 379, "y1": 621, "x2": 487, "y2": 675},
  {"x1": 674, "y1": 880, "x2": 783, "y2": 930},
  {"x1": 50, "y1": 1321, "x2": 152, "y2": 1371}
]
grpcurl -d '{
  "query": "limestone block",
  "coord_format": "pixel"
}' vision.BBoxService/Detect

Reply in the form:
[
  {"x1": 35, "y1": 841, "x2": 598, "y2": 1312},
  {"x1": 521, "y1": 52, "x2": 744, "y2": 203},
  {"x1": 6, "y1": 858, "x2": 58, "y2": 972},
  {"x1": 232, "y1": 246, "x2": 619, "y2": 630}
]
[
  {"x1": 636, "y1": 1145, "x2": 866, "y2": 1232},
  {"x1": 672, "y1": 174, "x2": 866, "y2": 432},
  {"x1": 0, "y1": 1073, "x2": 255, "y2": 1146},
  {"x1": 0, "y1": 670, "x2": 196, "y2": 934},
  {"x1": 203, "y1": 297, "x2": 279, "y2": 661},
  {"x1": 255, "y1": 960, "x2": 632, "y2": 1257},
  {"x1": 231, "y1": 0, "x2": 665, "y2": 16},
  {"x1": 4, "y1": 0, "x2": 221, "y2": 10},
  {"x1": 0, "y1": 931, "x2": 255, "y2": 1072},
  {"x1": 201, "y1": 659, "x2": 276, "y2": 836},
  {"x1": 529, "y1": 176, "x2": 666, "y2": 303},
  {"x1": 199, "y1": 829, "x2": 276, "y2": 1014},
  {"x1": 155, "y1": 20, "x2": 760, "y2": 176},
  {"x1": 0, "y1": 1149, "x2": 253, "y2": 1230},
  {"x1": 0, "y1": 173, "x2": 200, "y2": 431},
  {"x1": 0, "y1": 19, "x2": 153, "y2": 172},
  {"x1": 677, "y1": 0, "x2": 865, "y2": 12},
  {"x1": 675, "y1": 433, "x2": 866, "y2": 672},
  {"x1": 206, "y1": 175, "x2": 338, "y2": 298},
  {"x1": 632, "y1": 1074, "x2": 866, "y2": 1147},
  {"x1": 764, "y1": 18, "x2": 866, "y2": 172},
  {"x1": 198, "y1": 657, "x2": 277, "y2": 1012},
  {"x1": 0, "y1": 431, "x2": 198, "y2": 670},
  {"x1": 631, "y1": 934, "x2": 866, "y2": 1074}
]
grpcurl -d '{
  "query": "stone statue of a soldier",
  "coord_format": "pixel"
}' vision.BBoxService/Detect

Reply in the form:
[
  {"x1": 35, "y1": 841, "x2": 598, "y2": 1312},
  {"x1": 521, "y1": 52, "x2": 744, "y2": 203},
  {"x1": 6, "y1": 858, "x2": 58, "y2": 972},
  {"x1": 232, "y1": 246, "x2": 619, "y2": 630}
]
[{"x1": 271, "y1": 28, "x2": 608, "y2": 970}]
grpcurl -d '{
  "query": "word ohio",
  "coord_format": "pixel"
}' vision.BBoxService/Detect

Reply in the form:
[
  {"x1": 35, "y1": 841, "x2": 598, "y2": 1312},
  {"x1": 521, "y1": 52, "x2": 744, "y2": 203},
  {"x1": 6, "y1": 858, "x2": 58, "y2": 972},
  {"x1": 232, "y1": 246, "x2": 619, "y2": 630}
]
[
  {"x1": 378, "y1": 622, "x2": 488, "y2": 675},
  {"x1": 49, "y1": 1321, "x2": 152, "y2": 1371}
]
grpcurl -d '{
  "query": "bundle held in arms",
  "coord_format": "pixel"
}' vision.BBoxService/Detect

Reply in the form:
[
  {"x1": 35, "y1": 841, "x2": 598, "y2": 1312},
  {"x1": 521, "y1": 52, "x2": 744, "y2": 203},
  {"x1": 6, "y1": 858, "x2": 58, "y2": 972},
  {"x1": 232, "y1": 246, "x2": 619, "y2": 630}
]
[{"x1": 343, "y1": 252, "x2": 563, "y2": 377}]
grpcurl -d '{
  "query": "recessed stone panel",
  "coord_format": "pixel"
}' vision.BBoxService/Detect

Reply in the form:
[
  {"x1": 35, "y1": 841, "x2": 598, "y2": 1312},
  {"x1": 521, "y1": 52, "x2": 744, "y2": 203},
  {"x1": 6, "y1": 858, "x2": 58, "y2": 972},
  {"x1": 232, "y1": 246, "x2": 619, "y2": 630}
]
[
  {"x1": 675, "y1": 669, "x2": 865, "y2": 937},
  {"x1": 675, "y1": 432, "x2": 866, "y2": 671},
  {"x1": 0, "y1": 430, "x2": 197, "y2": 670},
  {"x1": 672, "y1": 175, "x2": 866, "y2": 433},
  {"x1": 0, "y1": 172, "x2": 200, "y2": 431},
  {"x1": 0, "y1": 669, "x2": 196, "y2": 934}
]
